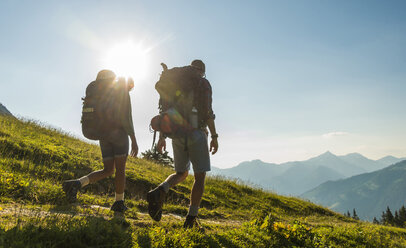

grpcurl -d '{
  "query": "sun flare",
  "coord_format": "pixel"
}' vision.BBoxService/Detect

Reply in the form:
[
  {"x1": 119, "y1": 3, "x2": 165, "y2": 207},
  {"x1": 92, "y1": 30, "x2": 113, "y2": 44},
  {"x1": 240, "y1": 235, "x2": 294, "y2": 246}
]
[{"x1": 102, "y1": 40, "x2": 150, "y2": 80}]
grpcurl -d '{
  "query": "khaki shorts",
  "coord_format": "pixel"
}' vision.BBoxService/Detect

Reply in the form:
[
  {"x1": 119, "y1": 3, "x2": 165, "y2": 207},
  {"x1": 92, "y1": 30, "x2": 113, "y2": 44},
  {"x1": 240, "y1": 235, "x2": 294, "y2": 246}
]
[{"x1": 172, "y1": 129, "x2": 211, "y2": 173}]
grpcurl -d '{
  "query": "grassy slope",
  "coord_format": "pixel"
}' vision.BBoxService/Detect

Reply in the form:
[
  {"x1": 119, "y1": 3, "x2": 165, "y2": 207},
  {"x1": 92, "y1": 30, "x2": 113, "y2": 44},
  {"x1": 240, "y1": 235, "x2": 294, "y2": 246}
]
[{"x1": 1, "y1": 115, "x2": 406, "y2": 247}]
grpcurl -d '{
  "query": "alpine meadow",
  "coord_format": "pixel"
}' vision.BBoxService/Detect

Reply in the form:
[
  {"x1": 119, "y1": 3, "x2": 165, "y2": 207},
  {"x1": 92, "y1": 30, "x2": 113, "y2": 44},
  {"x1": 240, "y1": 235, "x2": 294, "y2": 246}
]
[
  {"x1": 2, "y1": 1, "x2": 406, "y2": 247},
  {"x1": 2, "y1": 115, "x2": 406, "y2": 247}
]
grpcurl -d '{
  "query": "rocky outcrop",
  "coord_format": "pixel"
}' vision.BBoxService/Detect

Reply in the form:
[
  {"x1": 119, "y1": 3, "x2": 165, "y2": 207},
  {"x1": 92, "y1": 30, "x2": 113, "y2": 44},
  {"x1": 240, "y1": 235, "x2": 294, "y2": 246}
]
[{"x1": 0, "y1": 103, "x2": 13, "y2": 116}]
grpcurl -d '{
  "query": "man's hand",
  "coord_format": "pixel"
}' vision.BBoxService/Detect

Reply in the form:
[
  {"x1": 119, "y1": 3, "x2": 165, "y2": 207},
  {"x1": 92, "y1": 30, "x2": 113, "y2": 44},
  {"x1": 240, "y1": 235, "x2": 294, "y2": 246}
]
[
  {"x1": 206, "y1": 118, "x2": 218, "y2": 155},
  {"x1": 130, "y1": 141, "x2": 138, "y2": 157},
  {"x1": 127, "y1": 77, "x2": 134, "y2": 91},
  {"x1": 157, "y1": 137, "x2": 166, "y2": 153},
  {"x1": 210, "y1": 138, "x2": 218, "y2": 155}
]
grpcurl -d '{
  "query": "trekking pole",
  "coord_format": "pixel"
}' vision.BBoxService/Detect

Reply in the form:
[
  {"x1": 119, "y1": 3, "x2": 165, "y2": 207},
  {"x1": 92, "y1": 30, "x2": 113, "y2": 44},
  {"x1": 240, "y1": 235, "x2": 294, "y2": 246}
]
[{"x1": 151, "y1": 130, "x2": 157, "y2": 150}]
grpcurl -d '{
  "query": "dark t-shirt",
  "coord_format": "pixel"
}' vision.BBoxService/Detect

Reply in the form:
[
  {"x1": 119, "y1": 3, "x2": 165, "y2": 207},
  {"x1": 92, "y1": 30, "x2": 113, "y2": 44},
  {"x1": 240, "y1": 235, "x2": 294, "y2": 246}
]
[
  {"x1": 114, "y1": 80, "x2": 135, "y2": 136},
  {"x1": 197, "y1": 78, "x2": 215, "y2": 126}
]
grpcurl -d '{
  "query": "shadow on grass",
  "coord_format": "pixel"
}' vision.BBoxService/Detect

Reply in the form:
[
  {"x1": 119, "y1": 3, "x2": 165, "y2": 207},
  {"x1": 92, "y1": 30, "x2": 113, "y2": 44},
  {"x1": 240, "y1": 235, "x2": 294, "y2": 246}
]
[
  {"x1": 0, "y1": 214, "x2": 134, "y2": 248},
  {"x1": 48, "y1": 202, "x2": 84, "y2": 215}
]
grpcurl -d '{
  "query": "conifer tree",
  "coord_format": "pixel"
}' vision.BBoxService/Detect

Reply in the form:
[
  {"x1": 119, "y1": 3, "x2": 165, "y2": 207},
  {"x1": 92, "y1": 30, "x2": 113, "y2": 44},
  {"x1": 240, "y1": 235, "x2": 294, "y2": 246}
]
[
  {"x1": 385, "y1": 206, "x2": 394, "y2": 225},
  {"x1": 394, "y1": 210, "x2": 401, "y2": 227},
  {"x1": 381, "y1": 211, "x2": 387, "y2": 224},
  {"x1": 373, "y1": 217, "x2": 379, "y2": 224},
  {"x1": 352, "y1": 208, "x2": 359, "y2": 220},
  {"x1": 399, "y1": 205, "x2": 406, "y2": 227}
]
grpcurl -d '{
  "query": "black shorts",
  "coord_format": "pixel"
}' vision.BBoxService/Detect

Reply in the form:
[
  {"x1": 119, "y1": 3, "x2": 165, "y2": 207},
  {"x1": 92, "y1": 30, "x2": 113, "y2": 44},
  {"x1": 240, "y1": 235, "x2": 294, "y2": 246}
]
[{"x1": 99, "y1": 129, "x2": 129, "y2": 161}]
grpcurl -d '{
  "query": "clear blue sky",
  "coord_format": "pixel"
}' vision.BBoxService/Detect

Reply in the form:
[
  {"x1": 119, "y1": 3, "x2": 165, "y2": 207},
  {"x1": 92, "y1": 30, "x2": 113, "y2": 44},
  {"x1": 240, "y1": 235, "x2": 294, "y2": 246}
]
[{"x1": 1, "y1": 0, "x2": 405, "y2": 168}]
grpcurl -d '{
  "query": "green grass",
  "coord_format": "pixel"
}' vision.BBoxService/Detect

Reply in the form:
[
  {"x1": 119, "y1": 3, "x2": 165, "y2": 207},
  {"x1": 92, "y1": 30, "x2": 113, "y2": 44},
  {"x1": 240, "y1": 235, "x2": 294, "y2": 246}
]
[{"x1": 1, "y1": 115, "x2": 406, "y2": 247}]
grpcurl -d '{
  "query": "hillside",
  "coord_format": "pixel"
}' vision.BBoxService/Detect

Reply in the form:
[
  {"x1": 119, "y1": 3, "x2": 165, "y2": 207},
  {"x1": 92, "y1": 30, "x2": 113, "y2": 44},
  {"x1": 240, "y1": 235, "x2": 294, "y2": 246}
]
[
  {"x1": 302, "y1": 160, "x2": 406, "y2": 221},
  {"x1": 1, "y1": 115, "x2": 406, "y2": 247},
  {"x1": 212, "y1": 151, "x2": 394, "y2": 196}
]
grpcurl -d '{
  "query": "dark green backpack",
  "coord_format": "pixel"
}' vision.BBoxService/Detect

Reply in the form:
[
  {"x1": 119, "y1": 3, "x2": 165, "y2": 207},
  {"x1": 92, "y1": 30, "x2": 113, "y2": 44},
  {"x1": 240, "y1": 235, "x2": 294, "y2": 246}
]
[
  {"x1": 151, "y1": 63, "x2": 202, "y2": 138},
  {"x1": 81, "y1": 79, "x2": 118, "y2": 140}
]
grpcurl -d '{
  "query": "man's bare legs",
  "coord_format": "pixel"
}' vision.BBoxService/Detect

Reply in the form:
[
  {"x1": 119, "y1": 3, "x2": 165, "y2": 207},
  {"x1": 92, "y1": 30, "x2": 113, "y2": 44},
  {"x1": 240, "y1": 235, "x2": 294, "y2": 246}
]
[
  {"x1": 84, "y1": 156, "x2": 126, "y2": 186},
  {"x1": 81, "y1": 156, "x2": 127, "y2": 203},
  {"x1": 147, "y1": 171, "x2": 189, "y2": 221},
  {"x1": 160, "y1": 171, "x2": 206, "y2": 216},
  {"x1": 164, "y1": 171, "x2": 189, "y2": 188},
  {"x1": 63, "y1": 158, "x2": 116, "y2": 203},
  {"x1": 113, "y1": 156, "x2": 127, "y2": 195},
  {"x1": 87, "y1": 159, "x2": 115, "y2": 183},
  {"x1": 183, "y1": 172, "x2": 206, "y2": 229},
  {"x1": 190, "y1": 172, "x2": 206, "y2": 210}
]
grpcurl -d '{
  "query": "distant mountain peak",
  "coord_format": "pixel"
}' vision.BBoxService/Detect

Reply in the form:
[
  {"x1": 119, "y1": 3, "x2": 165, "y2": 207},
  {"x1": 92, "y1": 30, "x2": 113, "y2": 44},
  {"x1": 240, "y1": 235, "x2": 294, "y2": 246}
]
[
  {"x1": 379, "y1": 155, "x2": 397, "y2": 160},
  {"x1": 318, "y1": 151, "x2": 337, "y2": 158},
  {"x1": 251, "y1": 159, "x2": 263, "y2": 163},
  {"x1": 377, "y1": 155, "x2": 404, "y2": 166}
]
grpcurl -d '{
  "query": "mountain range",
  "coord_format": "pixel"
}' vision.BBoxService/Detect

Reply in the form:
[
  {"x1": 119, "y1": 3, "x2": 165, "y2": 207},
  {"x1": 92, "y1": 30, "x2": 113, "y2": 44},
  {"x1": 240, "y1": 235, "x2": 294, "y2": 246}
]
[
  {"x1": 301, "y1": 160, "x2": 406, "y2": 220},
  {"x1": 212, "y1": 152, "x2": 405, "y2": 196}
]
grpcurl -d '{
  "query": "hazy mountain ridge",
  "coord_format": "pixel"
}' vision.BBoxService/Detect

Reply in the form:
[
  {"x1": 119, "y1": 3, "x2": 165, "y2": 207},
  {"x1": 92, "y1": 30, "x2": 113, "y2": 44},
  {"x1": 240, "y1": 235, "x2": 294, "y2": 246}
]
[
  {"x1": 301, "y1": 160, "x2": 406, "y2": 220},
  {"x1": 303, "y1": 151, "x2": 365, "y2": 177},
  {"x1": 212, "y1": 151, "x2": 404, "y2": 196},
  {"x1": 270, "y1": 165, "x2": 345, "y2": 195},
  {"x1": 377, "y1": 155, "x2": 406, "y2": 166}
]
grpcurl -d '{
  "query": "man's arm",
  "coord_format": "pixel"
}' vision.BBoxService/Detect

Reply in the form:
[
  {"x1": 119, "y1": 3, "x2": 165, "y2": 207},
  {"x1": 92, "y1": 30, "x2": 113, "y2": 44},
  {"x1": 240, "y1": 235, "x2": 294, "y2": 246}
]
[
  {"x1": 207, "y1": 118, "x2": 218, "y2": 155},
  {"x1": 157, "y1": 132, "x2": 166, "y2": 153},
  {"x1": 129, "y1": 134, "x2": 138, "y2": 157},
  {"x1": 201, "y1": 78, "x2": 218, "y2": 155},
  {"x1": 120, "y1": 80, "x2": 138, "y2": 157}
]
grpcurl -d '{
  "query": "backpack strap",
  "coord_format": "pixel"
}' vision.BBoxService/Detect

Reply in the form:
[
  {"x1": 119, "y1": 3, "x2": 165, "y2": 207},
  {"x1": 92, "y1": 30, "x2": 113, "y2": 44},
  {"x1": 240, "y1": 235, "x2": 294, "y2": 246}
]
[{"x1": 184, "y1": 133, "x2": 188, "y2": 152}]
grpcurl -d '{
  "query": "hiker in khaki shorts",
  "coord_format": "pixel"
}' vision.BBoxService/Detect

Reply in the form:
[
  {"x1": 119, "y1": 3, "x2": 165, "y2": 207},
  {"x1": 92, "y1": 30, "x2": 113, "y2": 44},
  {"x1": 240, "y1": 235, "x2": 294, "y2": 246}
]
[{"x1": 147, "y1": 60, "x2": 218, "y2": 229}]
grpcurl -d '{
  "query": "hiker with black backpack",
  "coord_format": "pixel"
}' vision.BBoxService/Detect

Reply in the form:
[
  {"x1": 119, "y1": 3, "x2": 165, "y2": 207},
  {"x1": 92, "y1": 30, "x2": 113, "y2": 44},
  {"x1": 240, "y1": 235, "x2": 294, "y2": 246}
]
[
  {"x1": 148, "y1": 60, "x2": 218, "y2": 229},
  {"x1": 62, "y1": 70, "x2": 138, "y2": 213}
]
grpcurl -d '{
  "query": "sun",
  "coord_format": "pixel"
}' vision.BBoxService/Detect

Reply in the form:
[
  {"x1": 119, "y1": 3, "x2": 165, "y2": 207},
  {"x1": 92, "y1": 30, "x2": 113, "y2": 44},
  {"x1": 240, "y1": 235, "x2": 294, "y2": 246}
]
[{"x1": 102, "y1": 40, "x2": 150, "y2": 80}]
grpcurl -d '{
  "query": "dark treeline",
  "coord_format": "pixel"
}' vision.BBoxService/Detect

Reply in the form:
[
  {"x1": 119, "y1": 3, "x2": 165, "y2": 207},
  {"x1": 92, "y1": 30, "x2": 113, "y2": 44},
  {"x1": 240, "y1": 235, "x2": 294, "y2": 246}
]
[
  {"x1": 344, "y1": 208, "x2": 360, "y2": 220},
  {"x1": 372, "y1": 205, "x2": 406, "y2": 228}
]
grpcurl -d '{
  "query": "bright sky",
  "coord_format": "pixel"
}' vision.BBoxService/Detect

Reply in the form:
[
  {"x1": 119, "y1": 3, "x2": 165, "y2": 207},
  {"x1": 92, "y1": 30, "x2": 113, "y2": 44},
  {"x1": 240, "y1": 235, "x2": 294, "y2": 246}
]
[{"x1": 1, "y1": 1, "x2": 405, "y2": 168}]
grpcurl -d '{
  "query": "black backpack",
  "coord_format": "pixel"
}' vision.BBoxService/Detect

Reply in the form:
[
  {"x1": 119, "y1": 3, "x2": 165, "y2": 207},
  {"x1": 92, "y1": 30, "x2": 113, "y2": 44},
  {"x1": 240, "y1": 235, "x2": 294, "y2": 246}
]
[
  {"x1": 150, "y1": 63, "x2": 202, "y2": 140},
  {"x1": 81, "y1": 79, "x2": 117, "y2": 140}
]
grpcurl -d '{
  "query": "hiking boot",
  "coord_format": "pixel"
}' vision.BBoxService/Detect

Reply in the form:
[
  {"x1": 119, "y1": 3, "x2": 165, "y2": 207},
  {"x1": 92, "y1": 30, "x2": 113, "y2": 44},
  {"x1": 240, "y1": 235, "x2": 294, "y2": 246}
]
[
  {"x1": 62, "y1": 180, "x2": 81, "y2": 203},
  {"x1": 183, "y1": 215, "x2": 204, "y2": 232},
  {"x1": 111, "y1": 200, "x2": 128, "y2": 213},
  {"x1": 147, "y1": 186, "x2": 166, "y2": 221}
]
